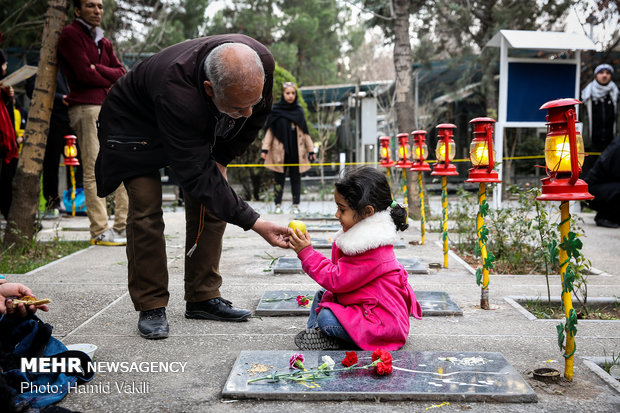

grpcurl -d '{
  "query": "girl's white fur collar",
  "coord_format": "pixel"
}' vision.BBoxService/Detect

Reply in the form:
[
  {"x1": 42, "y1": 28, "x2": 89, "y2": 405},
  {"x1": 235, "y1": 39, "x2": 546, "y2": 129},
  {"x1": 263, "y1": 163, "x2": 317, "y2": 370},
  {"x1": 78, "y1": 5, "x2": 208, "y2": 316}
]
[{"x1": 334, "y1": 210, "x2": 400, "y2": 255}]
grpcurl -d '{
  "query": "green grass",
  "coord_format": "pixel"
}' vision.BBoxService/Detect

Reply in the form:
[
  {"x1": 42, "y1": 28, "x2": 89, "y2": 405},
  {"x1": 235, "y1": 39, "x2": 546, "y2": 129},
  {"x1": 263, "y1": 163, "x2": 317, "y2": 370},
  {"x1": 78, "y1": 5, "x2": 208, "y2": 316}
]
[
  {"x1": 523, "y1": 298, "x2": 620, "y2": 320},
  {"x1": 0, "y1": 240, "x2": 90, "y2": 274}
]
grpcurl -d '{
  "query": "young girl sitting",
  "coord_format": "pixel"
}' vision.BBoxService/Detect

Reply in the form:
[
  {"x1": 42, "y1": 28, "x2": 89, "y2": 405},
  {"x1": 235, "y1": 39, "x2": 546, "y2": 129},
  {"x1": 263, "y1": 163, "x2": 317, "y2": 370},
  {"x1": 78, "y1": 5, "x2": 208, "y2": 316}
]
[{"x1": 289, "y1": 166, "x2": 422, "y2": 351}]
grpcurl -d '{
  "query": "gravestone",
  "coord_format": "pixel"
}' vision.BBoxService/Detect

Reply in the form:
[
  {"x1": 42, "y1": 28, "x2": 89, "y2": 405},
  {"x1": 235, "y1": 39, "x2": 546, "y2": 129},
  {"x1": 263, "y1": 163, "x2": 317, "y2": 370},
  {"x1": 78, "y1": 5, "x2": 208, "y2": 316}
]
[
  {"x1": 256, "y1": 290, "x2": 461, "y2": 317},
  {"x1": 222, "y1": 350, "x2": 537, "y2": 402},
  {"x1": 294, "y1": 213, "x2": 338, "y2": 221},
  {"x1": 306, "y1": 223, "x2": 342, "y2": 232},
  {"x1": 312, "y1": 238, "x2": 406, "y2": 249},
  {"x1": 272, "y1": 257, "x2": 427, "y2": 275},
  {"x1": 255, "y1": 290, "x2": 317, "y2": 316},
  {"x1": 417, "y1": 291, "x2": 463, "y2": 316}
]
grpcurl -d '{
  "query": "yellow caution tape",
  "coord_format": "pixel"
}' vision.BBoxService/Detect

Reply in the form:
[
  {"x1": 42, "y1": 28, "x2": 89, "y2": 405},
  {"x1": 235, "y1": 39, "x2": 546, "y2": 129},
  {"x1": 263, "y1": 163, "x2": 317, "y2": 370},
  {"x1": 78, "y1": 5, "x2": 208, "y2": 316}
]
[{"x1": 224, "y1": 153, "x2": 601, "y2": 168}]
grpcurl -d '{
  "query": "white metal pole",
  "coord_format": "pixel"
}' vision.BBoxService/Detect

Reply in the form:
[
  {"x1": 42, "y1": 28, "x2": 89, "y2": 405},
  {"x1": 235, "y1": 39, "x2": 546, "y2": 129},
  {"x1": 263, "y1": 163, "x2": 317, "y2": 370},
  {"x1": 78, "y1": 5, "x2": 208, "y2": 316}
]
[{"x1": 494, "y1": 36, "x2": 509, "y2": 209}]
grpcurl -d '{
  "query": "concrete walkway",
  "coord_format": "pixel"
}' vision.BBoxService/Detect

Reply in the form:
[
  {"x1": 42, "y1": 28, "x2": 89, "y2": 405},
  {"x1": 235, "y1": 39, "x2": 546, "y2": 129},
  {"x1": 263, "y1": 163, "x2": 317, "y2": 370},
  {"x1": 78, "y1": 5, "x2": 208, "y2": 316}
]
[{"x1": 8, "y1": 198, "x2": 620, "y2": 412}]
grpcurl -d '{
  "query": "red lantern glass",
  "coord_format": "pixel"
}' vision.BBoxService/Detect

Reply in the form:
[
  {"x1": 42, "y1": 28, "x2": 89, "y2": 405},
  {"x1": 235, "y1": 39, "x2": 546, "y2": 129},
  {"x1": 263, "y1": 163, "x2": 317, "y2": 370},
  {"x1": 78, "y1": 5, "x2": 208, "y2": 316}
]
[
  {"x1": 466, "y1": 117, "x2": 501, "y2": 183},
  {"x1": 431, "y1": 123, "x2": 458, "y2": 176},
  {"x1": 410, "y1": 130, "x2": 431, "y2": 172},
  {"x1": 395, "y1": 133, "x2": 412, "y2": 168},
  {"x1": 536, "y1": 98, "x2": 593, "y2": 201},
  {"x1": 63, "y1": 135, "x2": 80, "y2": 166},
  {"x1": 379, "y1": 135, "x2": 394, "y2": 167}
]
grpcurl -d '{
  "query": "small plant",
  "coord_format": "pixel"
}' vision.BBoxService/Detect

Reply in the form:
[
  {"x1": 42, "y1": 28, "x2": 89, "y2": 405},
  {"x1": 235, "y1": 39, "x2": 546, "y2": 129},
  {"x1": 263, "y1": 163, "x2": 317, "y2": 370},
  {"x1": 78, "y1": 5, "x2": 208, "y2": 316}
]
[
  {"x1": 261, "y1": 252, "x2": 282, "y2": 272},
  {"x1": 602, "y1": 350, "x2": 620, "y2": 374}
]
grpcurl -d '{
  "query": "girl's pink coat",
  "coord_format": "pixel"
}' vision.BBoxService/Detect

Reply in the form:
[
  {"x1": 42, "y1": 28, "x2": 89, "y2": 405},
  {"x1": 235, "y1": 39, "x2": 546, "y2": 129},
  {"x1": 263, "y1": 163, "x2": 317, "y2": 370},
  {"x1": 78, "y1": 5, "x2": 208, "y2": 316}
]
[{"x1": 298, "y1": 244, "x2": 422, "y2": 351}]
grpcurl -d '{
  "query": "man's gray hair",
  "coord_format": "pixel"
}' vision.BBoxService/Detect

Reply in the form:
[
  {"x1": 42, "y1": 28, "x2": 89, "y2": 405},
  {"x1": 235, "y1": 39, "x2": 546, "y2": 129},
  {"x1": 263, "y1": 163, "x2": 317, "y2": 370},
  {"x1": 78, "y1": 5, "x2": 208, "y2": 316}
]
[{"x1": 204, "y1": 43, "x2": 264, "y2": 95}]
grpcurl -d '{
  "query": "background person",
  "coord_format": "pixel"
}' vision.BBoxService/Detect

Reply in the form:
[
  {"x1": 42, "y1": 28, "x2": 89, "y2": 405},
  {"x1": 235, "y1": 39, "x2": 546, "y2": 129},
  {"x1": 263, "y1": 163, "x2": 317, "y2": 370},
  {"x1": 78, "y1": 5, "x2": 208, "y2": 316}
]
[
  {"x1": 261, "y1": 82, "x2": 315, "y2": 214},
  {"x1": 26, "y1": 66, "x2": 81, "y2": 218},
  {"x1": 96, "y1": 35, "x2": 290, "y2": 340},
  {"x1": 581, "y1": 63, "x2": 619, "y2": 175},
  {"x1": 0, "y1": 48, "x2": 18, "y2": 221},
  {"x1": 57, "y1": 0, "x2": 128, "y2": 245},
  {"x1": 585, "y1": 136, "x2": 620, "y2": 228}
]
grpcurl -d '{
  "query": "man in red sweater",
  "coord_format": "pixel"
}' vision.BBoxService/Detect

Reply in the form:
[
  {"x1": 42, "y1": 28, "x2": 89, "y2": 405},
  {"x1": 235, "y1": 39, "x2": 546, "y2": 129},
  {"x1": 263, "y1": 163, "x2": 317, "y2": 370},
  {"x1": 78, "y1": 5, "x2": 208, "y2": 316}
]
[{"x1": 57, "y1": 0, "x2": 128, "y2": 245}]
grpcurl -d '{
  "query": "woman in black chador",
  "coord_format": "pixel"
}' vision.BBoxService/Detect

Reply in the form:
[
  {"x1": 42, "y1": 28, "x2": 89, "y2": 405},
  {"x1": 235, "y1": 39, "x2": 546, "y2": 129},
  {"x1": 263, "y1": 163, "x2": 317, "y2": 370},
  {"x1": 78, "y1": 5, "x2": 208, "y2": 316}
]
[{"x1": 261, "y1": 82, "x2": 315, "y2": 214}]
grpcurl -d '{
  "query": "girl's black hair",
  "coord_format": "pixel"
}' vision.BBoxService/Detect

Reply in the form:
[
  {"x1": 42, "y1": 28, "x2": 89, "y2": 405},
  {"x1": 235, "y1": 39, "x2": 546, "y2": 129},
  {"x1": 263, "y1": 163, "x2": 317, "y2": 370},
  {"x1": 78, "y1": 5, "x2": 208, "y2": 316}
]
[{"x1": 335, "y1": 166, "x2": 408, "y2": 231}]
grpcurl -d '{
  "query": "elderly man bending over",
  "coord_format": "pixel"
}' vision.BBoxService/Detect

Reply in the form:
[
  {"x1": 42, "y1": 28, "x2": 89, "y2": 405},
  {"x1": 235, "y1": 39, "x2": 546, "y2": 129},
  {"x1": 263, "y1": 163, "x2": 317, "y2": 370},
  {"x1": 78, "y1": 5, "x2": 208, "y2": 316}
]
[{"x1": 96, "y1": 34, "x2": 289, "y2": 339}]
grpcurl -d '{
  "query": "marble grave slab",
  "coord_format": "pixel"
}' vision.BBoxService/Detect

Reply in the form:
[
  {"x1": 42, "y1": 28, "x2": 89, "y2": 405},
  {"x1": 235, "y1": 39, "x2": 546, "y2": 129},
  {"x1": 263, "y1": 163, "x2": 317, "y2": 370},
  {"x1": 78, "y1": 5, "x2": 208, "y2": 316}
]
[
  {"x1": 255, "y1": 290, "x2": 316, "y2": 316},
  {"x1": 312, "y1": 238, "x2": 406, "y2": 249},
  {"x1": 294, "y1": 213, "x2": 338, "y2": 221},
  {"x1": 222, "y1": 350, "x2": 537, "y2": 402},
  {"x1": 272, "y1": 257, "x2": 427, "y2": 275},
  {"x1": 305, "y1": 223, "x2": 342, "y2": 232},
  {"x1": 255, "y1": 290, "x2": 461, "y2": 317},
  {"x1": 418, "y1": 291, "x2": 463, "y2": 316}
]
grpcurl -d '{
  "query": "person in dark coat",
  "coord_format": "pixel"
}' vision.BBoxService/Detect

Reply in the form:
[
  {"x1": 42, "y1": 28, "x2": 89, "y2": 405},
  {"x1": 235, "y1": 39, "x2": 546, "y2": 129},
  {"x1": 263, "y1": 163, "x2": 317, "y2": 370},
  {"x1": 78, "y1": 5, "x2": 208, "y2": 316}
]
[
  {"x1": 26, "y1": 66, "x2": 83, "y2": 217},
  {"x1": 96, "y1": 34, "x2": 290, "y2": 339},
  {"x1": 585, "y1": 136, "x2": 620, "y2": 228}
]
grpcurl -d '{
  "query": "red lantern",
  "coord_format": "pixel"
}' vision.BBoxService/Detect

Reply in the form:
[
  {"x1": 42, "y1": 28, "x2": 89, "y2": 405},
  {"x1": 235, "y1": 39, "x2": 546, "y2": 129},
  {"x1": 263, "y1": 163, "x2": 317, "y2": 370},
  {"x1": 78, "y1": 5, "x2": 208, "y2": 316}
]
[
  {"x1": 63, "y1": 135, "x2": 80, "y2": 166},
  {"x1": 395, "y1": 133, "x2": 412, "y2": 168},
  {"x1": 409, "y1": 130, "x2": 431, "y2": 172},
  {"x1": 466, "y1": 117, "x2": 501, "y2": 183},
  {"x1": 431, "y1": 123, "x2": 458, "y2": 176},
  {"x1": 379, "y1": 135, "x2": 394, "y2": 167},
  {"x1": 536, "y1": 98, "x2": 593, "y2": 201}
]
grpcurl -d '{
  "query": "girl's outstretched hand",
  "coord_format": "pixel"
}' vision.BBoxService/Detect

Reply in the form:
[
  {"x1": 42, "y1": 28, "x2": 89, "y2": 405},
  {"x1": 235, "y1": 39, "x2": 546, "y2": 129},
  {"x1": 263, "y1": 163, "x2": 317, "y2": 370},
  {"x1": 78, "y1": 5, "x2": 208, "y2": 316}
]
[{"x1": 289, "y1": 228, "x2": 311, "y2": 253}]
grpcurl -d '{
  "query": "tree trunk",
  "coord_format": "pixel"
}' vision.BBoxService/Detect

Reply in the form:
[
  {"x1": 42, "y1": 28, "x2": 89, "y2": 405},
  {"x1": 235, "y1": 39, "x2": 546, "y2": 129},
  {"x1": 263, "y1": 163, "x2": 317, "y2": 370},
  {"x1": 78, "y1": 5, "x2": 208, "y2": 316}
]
[
  {"x1": 4, "y1": 0, "x2": 67, "y2": 246},
  {"x1": 392, "y1": 0, "x2": 419, "y2": 217}
]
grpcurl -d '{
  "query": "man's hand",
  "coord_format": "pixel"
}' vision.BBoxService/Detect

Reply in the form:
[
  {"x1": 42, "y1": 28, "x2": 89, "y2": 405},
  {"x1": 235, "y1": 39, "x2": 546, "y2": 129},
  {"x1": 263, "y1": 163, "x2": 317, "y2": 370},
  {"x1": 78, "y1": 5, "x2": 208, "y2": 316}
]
[
  {"x1": 289, "y1": 228, "x2": 311, "y2": 253},
  {"x1": 0, "y1": 283, "x2": 49, "y2": 317},
  {"x1": 260, "y1": 152, "x2": 267, "y2": 160},
  {"x1": 216, "y1": 162, "x2": 228, "y2": 181},
  {"x1": 252, "y1": 218, "x2": 290, "y2": 248}
]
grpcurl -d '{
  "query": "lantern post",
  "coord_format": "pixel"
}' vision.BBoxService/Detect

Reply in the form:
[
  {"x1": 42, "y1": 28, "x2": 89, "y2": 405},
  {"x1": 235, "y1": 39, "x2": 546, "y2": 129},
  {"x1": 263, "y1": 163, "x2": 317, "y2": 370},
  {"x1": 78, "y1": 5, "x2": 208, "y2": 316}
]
[
  {"x1": 431, "y1": 123, "x2": 458, "y2": 268},
  {"x1": 63, "y1": 135, "x2": 80, "y2": 217},
  {"x1": 409, "y1": 130, "x2": 431, "y2": 244},
  {"x1": 395, "y1": 133, "x2": 413, "y2": 216},
  {"x1": 466, "y1": 118, "x2": 501, "y2": 310},
  {"x1": 537, "y1": 98, "x2": 593, "y2": 381},
  {"x1": 379, "y1": 135, "x2": 394, "y2": 183}
]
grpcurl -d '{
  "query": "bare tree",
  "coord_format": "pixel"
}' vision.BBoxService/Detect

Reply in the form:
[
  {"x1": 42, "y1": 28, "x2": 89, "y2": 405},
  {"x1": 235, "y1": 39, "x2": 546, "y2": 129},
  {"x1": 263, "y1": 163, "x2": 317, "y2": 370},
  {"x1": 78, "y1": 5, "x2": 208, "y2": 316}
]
[
  {"x1": 392, "y1": 0, "x2": 420, "y2": 217},
  {"x1": 4, "y1": 0, "x2": 67, "y2": 246},
  {"x1": 312, "y1": 89, "x2": 338, "y2": 185}
]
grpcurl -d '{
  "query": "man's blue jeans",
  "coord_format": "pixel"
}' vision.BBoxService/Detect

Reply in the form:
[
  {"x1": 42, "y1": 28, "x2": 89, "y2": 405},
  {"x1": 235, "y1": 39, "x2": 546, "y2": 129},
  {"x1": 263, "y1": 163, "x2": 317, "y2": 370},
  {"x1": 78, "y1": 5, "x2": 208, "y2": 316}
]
[{"x1": 307, "y1": 289, "x2": 355, "y2": 346}]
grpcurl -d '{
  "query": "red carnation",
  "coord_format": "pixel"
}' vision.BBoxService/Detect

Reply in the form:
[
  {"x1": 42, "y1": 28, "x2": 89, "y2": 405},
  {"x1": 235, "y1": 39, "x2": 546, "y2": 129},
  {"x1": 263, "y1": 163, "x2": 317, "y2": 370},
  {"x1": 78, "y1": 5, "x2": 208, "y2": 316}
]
[
  {"x1": 376, "y1": 362, "x2": 393, "y2": 375},
  {"x1": 342, "y1": 351, "x2": 358, "y2": 367},
  {"x1": 371, "y1": 349, "x2": 393, "y2": 365},
  {"x1": 296, "y1": 295, "x2": 310, "y2": 306}
]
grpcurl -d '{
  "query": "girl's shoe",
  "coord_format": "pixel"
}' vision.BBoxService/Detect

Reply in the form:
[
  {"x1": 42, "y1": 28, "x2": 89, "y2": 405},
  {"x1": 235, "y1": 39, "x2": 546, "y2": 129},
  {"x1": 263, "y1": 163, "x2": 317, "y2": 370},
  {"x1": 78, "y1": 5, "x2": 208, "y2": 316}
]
[
  {"x1": 274, "y1": 204, "x2": 283, "y2": 214},
  {"x1": 294, "y1": 328, "x2": 342, "y2": 350}
]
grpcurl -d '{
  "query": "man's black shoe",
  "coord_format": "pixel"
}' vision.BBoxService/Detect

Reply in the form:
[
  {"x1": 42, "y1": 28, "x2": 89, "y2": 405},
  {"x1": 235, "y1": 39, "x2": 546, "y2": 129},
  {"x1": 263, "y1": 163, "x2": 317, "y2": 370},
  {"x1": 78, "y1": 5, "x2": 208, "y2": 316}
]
[
  {"x1": 595, "y1": 218, "x2": 619, "y2": 228},
  {"x1": 138, "y1": 308, "x2": 169, "y2": 339},
  {"x1": 185, "y1": 297, "x2": 251, "y2": 321}
]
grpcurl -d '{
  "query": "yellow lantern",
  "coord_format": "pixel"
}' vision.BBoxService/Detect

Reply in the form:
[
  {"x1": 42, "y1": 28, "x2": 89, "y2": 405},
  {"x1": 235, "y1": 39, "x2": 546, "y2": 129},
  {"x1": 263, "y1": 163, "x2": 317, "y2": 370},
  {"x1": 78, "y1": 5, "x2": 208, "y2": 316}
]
[
  {"x1": 413, "y1": 143, "x2": 428, "y2": 161},
  {"x1": 470, "y1": 140, "x2": 492, "y2": 166},
  {"x1": 63, "y1": 135, "x2": 80, "y2": 166},
  {"x1": 544, "y1": 133, "x2": 585, "y2": 173},
  {"x1": 435, "y1": 140, "x2": 455, "y2": 162}
]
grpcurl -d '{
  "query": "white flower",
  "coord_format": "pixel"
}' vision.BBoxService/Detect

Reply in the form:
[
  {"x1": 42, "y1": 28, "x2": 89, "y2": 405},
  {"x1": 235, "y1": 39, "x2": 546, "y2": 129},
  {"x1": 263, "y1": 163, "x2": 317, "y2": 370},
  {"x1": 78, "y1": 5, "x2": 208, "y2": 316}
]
[{"x1": 318, "y1": 355, "x2": 335, "y2": 371}]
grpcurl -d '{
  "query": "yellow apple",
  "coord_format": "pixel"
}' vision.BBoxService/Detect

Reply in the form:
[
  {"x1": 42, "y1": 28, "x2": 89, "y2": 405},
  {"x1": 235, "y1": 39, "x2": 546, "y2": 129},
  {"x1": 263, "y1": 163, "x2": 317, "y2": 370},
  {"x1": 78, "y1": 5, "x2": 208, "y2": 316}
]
[{"x1": 288, "y1": 220, "x2": 307, "y2": 235}]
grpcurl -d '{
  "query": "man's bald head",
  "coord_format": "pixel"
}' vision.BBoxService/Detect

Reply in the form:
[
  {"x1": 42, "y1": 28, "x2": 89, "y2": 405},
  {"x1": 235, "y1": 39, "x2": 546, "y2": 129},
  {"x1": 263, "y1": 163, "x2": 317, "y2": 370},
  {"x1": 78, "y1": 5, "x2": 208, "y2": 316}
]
[{"x1": 204, "y1": 43, "x2": 264, "y2": 96}]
